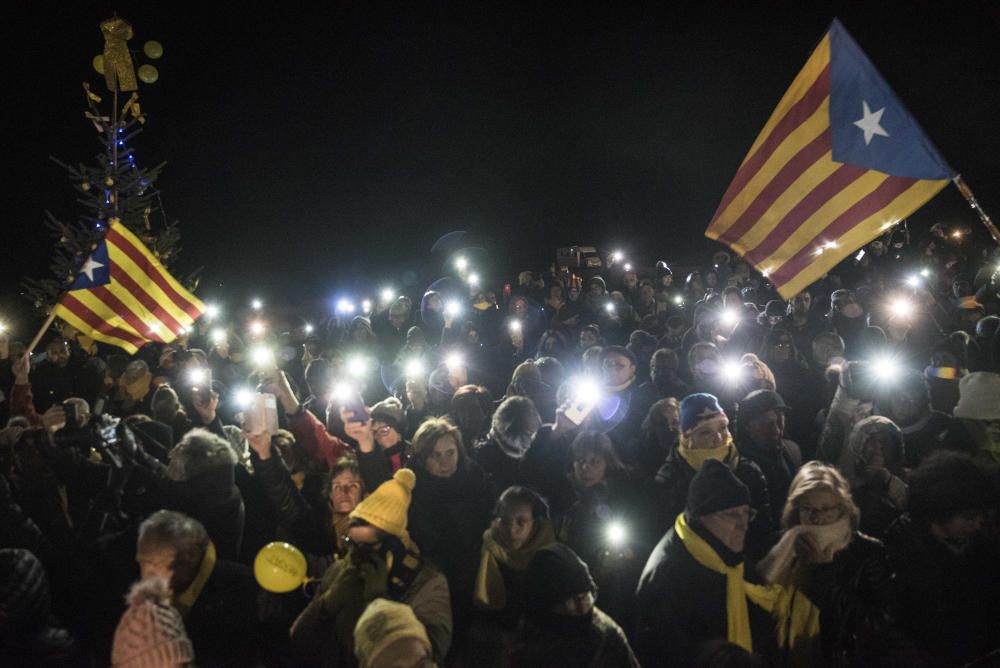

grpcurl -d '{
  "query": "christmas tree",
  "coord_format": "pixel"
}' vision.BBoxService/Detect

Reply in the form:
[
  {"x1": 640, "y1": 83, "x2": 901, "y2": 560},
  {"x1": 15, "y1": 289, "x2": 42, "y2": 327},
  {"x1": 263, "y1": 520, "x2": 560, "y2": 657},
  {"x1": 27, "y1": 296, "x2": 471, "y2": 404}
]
[{"x1": 22, "y1": 16, "x2": 193, "y2": 314}]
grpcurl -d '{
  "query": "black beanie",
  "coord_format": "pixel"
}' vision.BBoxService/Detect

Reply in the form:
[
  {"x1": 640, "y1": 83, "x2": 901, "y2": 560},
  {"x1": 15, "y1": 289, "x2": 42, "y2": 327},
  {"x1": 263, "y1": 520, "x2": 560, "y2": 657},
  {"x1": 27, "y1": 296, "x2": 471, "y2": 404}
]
[
  {"x1": 523, "y1": 543, "x2": 596, "y2": 618},
  {"x1": 687, "y1": 459, "x2": 751, "y2": 517}
]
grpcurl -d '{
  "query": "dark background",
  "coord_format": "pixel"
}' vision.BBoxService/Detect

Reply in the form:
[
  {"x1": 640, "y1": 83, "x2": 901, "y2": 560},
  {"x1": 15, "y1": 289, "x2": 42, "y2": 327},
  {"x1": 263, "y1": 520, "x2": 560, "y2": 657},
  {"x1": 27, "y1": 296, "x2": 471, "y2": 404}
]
[{"x1": 5, "y1": 1, "x2": 1000, "y2": 332}]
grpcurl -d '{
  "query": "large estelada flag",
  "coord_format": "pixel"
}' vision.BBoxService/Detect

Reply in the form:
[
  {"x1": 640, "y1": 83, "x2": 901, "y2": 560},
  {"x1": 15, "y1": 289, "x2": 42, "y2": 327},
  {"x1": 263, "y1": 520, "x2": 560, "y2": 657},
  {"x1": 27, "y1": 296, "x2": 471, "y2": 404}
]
[
  {"x1": 705, "y1": 19, "x2": 955, "y2": 299},
  {"x1": 53, "y1": 219, "x2": 204, "y2": 354}
]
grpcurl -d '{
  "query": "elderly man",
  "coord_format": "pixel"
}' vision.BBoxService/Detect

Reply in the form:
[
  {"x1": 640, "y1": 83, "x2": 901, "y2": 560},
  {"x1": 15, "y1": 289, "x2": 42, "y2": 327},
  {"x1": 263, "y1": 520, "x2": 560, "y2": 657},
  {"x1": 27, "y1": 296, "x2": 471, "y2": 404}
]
[{"x1": 636, "y1": 460, "x2": 783, "y2": 666}]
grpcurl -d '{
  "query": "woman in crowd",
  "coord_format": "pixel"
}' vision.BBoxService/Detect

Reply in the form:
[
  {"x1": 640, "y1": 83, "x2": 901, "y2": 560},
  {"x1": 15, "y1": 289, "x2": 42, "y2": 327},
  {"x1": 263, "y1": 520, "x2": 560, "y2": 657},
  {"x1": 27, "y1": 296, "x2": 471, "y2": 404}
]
[{"x1": 760, "y1": 462, "x2": 907, "y2": 665}]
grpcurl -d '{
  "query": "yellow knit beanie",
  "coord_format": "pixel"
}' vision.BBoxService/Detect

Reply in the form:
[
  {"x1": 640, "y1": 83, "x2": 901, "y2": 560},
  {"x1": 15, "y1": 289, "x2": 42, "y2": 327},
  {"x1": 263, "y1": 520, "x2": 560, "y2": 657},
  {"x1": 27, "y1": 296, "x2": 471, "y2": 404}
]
[
  {"x1": 354, "y1": 598, "x2": 431, "y2": 668},
  {"x1": 350, "y1": 468, "x2": 416, "y2": 539}
]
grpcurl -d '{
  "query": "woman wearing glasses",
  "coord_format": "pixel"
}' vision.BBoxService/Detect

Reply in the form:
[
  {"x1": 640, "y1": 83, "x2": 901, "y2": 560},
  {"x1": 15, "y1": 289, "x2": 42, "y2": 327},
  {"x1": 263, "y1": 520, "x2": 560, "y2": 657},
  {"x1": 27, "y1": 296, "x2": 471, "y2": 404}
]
[{"x1": 760, "y1": 462, "x2": 908, "y2": 665}]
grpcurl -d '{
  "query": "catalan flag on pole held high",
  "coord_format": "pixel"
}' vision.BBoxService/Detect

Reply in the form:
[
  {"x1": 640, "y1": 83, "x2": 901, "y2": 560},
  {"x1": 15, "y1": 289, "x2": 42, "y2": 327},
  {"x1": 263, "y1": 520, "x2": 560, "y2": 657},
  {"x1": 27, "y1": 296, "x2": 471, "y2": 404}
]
[
  {"x1": 706, "y1": 19, "x2": 955, "y2": 299},
  {"x1": 53, "y1": 219, "x2": 204, "y2": 354}
]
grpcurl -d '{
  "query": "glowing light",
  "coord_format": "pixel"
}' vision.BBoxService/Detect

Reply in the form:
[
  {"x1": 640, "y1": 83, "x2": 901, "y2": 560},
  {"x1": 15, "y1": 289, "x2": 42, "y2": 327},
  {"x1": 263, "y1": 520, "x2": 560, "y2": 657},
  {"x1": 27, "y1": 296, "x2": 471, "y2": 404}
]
[
  {"x1": 455, "y1": 256, "x2": 468, "y2": 271},
  {"x1": 362, "y1": 299, "x2": 373, "y2": 313},
  {"x1": 872, "y1": 356, "x2": 901, "y2": 382},
  {"x1": 211, "y1": 328, "x2": 227, "y2": 344},
  {"x1": 250, "y1": 346, "x2": 275, "y2": 368},
  {"x1": 623, "y1": 263, "x2": 633, "y2": 272},
  {"x1": 605, "y1": 302, "x2": 616, "y2": 313},
  {"x1": 672, "y1": 295, "x2": 684, "y2": 305},
  {"x1": 337, "y1": 298, "x2": 356, "y2": 314},
  {"x1": 606, "y1": 521, "x2": 627, "y2": 548},
  {"x1": 149, "y1": 323, "x2": 161, "y2": 334},
  {"x1": 905, "y1": 275, "x2": 921, "y2": 288},
  {"x1": 445, "y1": 300, "x2": 463, "y2": 317},
  {"x1": 249, "y1": 320, "x2": 265, "y2": 336},
  {"x1": 889, "y1": 298, "x2": 914, "y2": 319},
  {"x1": 508, "y1": 320, "x2": 522, "y2": 333},
  {"x1": 380, "y1": 288, "x2": 395, "y2": 303},
  {"x1": 445, "y1": 352, "x2": 464, "y2": 371},
  {"x1": 304, "y1": 323, "x2": 314, "y2": 335},
  {"x1": 611, "y1": 250, "x2": 624, "y2": 262},
  {"x1": 405, "y1": 358, "x2": 426, "y2": 378},
  {"x1": 952, "y1": 230, "x2": 963, "y2": 239},
  {"x1": 333, "y1": 382, "x2": 354, "y2": 402},
  {"x1": 0, "y1": 322, "x2": 6, "y2": 333},
  {"x1": 467, "y1": 273, "x2": 480, "y2": 287},
  {"x1": 251, "y1": 298, "x2": 263, "y2": 311},
  {"x1": 234, "y1": 387, "x2": 255, "y2": 409},
  {"x1": 571, "y1": 376, "x2": 602, "y2": 405},
  {"x1": 721, "y1": 359, "x2": 743, "y2": 384},
  {"x1": 920, "y1": 268, "x2": 931, "y2": 278},
  {"x1": 721, "y1": 309, "x2": 740, "y2": 326},
  {"x1": 187, "y1": 368, "x2": 207, "y2": 385},
  {"x1": 204, "y1": 304, "x2": 220, "y2": 320},
  {"x1": 346, "y1": 356, "x2": 368, "y2": 377}
]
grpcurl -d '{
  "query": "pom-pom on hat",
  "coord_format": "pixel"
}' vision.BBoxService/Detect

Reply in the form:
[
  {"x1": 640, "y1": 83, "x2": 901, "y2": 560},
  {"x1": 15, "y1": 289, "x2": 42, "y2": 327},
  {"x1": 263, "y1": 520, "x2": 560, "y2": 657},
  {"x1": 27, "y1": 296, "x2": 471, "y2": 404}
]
[
  {"x1": 350, "y1": 468, "x2": 416, "y2": 540},
  {"x1": 680, "y1": 393, "x2": 726, "y2": 434}
]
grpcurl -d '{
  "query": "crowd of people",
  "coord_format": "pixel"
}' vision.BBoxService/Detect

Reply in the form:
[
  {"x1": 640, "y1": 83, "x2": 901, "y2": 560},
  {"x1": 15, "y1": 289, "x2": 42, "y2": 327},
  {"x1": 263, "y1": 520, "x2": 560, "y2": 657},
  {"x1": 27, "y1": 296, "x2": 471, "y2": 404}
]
[{"x1": 2, "y1": 223, "x2": 1000, "y2": 667}]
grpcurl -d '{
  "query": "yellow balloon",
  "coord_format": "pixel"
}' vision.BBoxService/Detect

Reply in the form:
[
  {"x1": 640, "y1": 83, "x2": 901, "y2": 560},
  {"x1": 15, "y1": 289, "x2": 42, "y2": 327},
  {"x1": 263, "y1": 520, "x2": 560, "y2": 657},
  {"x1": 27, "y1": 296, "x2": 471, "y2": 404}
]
[
  {"x1": 254, "y1": 542, "x2": 307, "y2": 593},
  {"x1": 92, "y1": 54, "x2": 104, "y2": 74},
  {"x1": 137, "y1": 64, "x2": 159, "y2": 84},
  {"x1": 144, "y1": 40, "x2": 164, "y2": 59}
]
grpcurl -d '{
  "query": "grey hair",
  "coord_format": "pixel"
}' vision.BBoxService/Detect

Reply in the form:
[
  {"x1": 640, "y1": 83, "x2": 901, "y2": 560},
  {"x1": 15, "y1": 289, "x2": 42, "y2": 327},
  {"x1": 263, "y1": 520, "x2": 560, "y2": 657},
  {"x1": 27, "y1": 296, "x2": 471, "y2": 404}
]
[
  {"x1": 137, "y1": 510, "x2": 210, "y2": 593},
  {"x1": 166, "y1": 428, "x2": 238, "y2": 481}
]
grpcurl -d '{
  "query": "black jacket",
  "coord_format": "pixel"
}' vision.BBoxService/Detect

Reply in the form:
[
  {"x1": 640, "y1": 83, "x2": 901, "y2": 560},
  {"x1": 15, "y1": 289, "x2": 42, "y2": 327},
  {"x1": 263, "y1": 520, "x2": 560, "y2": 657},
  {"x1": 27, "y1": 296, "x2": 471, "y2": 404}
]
[
  {"x1": 654, "y1": 448, "x2": 773, "y2": 552},
  {"x1": 635, "y1": 519, "x2": 777, "y2": 667},
  {"x1": 254, "y1": 453, "x2": 337, "y2": 557},
  {"x1": 734, "y1": 437, "x2": 802, "y2": 517},
  {"x1": 884, "y1": 515, "x2": 1000, "y2": 666},
  {"x1": 186, "y1": 558, "x2": 262, "y2": 667}
]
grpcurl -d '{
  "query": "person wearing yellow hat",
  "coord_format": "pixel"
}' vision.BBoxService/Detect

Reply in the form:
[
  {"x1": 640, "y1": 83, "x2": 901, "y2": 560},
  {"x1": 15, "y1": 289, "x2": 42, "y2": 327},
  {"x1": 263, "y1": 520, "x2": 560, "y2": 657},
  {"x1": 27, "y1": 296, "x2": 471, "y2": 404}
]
[
  {"x1": 354, "y1": 599, "x2": 433, "y2": 668},
  {"x1": 290, "y1": 468, "x2": 452, "y2": 667}
]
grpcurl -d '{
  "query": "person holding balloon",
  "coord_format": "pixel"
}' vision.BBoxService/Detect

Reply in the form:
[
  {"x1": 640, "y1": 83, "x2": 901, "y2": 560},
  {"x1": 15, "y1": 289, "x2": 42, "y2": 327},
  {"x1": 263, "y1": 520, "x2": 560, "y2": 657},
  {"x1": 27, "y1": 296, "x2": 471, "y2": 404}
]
[{"x1": 286, "y1": 468, "x2": 452, "y2": 667}]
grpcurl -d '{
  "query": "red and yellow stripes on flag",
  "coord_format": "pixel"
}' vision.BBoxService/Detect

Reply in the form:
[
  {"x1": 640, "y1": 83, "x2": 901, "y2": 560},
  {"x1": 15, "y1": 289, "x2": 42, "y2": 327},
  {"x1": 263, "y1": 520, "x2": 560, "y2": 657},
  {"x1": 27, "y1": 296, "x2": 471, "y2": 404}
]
[
  {"x1": 705, "y1": 35, "x2": 948, "y2": 299},
  {"x1": 53, "y1": 220, "x2": 204, "y2": 354}
]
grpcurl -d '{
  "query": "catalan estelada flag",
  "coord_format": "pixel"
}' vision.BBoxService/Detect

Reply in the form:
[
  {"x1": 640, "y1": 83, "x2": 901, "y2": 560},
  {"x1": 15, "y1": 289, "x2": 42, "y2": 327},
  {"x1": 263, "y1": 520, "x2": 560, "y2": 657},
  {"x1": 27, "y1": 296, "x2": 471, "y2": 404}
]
[
  {"x1": 706, "y1": 19, "x2": 955, "y2": 299},
  {"x1": 53, "y1": 219, "x2": 204, "y2": 354}
]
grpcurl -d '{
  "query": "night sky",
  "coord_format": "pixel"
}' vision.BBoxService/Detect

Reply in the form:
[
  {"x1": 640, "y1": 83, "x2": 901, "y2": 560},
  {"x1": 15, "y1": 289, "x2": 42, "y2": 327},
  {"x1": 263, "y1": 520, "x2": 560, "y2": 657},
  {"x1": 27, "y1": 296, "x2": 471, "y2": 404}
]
[{"x1": 7, "y1": 2, "x2": 1000, "y2": 328}]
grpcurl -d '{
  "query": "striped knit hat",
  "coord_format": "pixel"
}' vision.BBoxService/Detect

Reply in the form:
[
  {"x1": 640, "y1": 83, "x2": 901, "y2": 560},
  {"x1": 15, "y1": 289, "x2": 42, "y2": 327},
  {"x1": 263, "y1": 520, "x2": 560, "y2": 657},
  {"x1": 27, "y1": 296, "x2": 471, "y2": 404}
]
[{"x1": 112, "y1": 577, "x2": 194, "y2": 667}]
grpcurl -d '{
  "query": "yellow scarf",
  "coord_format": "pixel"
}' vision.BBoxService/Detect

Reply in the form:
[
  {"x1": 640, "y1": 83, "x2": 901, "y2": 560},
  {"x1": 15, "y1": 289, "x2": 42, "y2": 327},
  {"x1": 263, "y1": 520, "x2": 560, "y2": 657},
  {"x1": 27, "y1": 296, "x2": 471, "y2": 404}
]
[
  {"x1": 677, "y1": 431, "x2": 739, "y2": 472},
  {"x1": 174, "y1": 541, "x2": 217, "y2": 618},
  {"x1": 474, "y1": 519, "x2": 556, "y2": 610},
  {"x1": 675, "y1": 513, "x2": 819, "y2": 654}
]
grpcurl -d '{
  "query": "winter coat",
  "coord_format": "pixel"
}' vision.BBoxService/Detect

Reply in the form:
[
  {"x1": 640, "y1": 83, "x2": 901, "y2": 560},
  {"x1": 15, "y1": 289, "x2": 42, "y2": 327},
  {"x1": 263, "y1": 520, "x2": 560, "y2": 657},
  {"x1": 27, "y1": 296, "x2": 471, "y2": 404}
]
[
  {"x1": 473, "y1": 435, "x2": 529, "y2": 492},
  {"x1": 508, "y1": 607, "x2": 639, "y2": 668},
  {"x1": 174, "y1": 465, "x2": 246, "y2": 562},
  {"x1": 290, "y1": 553, "x2": 452, "y2": 667},
  {"x1": 635, "y1": 520, "x2": 778, "y2": 667},
  {"x1": 734, "y1": 436, "x2": 802, "y2": 517},
  {"x1": 841, "y1": 416, "x2": 907, "y2": 537},
  {"x1": 355, "y1": 441, "x2": 412, "y2": 492},
  {"x1": 408, "y1": 461, "x2": 496, "y2": 634},
  {"x1": 185, "y1": 558, "x2": 262, "y2": 667},
  {"x1": 884, "y1": 515, "x2": 1000, "y2": 666},
  {"x1": 795, "y1": 531, "x2": 910, "y2": 664},
  {"x1": 654, "y1": 448, "x2": 774, "y2": 552},
  {"x1": 28, "y1": 353, "x2": 105, "y2": 412}
]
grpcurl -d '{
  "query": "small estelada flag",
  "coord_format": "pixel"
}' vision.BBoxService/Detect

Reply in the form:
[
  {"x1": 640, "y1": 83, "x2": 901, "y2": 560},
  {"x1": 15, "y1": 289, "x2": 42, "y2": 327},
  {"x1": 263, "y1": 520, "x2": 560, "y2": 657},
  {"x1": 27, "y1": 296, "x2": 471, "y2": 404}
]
[
  {"x1": 53, "y1": 219, "x2": 204, "y2": 354},
  {"x1": 706, "y1": 19, "x2": 955, "y2": 299}
]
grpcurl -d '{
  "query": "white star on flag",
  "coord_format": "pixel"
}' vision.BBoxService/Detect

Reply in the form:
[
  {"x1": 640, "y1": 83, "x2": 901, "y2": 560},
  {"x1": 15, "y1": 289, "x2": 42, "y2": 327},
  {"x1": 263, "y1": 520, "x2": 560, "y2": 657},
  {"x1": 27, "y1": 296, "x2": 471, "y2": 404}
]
[
  {"x1": 80, "y1": 256, "x2": 105, "y2": 281},
  {"x1": 853, "y1": 100, "x2": 889, "y2": 146}
]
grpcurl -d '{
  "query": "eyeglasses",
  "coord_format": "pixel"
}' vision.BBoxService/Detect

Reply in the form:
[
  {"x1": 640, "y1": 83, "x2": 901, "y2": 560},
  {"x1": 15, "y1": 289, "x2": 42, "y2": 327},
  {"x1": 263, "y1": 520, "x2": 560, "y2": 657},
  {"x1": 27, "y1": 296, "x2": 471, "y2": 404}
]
[
  {"x1": 373, "y1": 425, "x2": 395, "y2": 435},
  {"x1": 602, "y1": 361, "x2": 630, "y2": 370},
  {"x1": 716, "y1": 508, "x2": 758, "y2": 524},
  {"x1": 343, "y1": 535, "x2": 382, "y2": 551}
]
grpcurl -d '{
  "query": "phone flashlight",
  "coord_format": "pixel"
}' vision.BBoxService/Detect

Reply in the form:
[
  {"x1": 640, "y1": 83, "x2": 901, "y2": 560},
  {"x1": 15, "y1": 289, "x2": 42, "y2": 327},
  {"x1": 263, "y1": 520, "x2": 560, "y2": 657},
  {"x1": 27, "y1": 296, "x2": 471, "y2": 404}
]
[
  {"x1": 250, "y1": 345, "x2": 275, "y2": 368},
  {"x1": 606, "y1": 521, "x2": 627, "y2": 548},
  {"x1": 445, "y1": 300, "x2": 463, "y2": 318},
  {"x1": 445, "y1": 352, "x2": 464, "y2": 371},
  {"x1": 405, "y1": 358, "x2": 426, "y2": 379}
]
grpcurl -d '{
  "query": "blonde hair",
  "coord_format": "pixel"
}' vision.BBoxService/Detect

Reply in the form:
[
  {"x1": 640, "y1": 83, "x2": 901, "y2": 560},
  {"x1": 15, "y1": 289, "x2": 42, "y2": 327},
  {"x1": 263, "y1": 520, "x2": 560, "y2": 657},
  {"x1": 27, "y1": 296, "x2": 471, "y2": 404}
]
[
  {"x1": 782, "y1": 461, "x2": 859, "y2": 529},
  {"x1": 412, "y1": 417, "x2": 465, "y2": 467}
]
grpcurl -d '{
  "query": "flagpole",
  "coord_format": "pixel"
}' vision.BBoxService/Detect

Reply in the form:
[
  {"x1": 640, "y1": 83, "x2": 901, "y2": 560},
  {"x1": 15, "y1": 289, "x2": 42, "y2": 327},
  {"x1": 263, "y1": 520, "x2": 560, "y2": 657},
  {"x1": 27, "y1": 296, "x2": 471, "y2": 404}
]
[
  {"x1": 953, "y1": 175, "x2": 1000, "y2": 244},
  {"x1": 26, "y1": 311, "x2": 59, "y2": 355}
]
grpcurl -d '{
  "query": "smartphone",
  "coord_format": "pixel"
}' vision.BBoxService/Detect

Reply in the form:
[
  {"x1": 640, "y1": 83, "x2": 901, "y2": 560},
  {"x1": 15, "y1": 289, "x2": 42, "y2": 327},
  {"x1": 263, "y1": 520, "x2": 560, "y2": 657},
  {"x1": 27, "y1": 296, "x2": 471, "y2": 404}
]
[
  {"x1": 245, "y1": 392, "x2": 279, "y2": 435},
  {"x1": 62, "y1": 400, "x2": 78, "y2": 427},
  {"x1": 188, "y1": 367, "x2": 213, "y2": 397},
  {"x1": 342, "y1": 392, "x2": 370, "y2": 424}
]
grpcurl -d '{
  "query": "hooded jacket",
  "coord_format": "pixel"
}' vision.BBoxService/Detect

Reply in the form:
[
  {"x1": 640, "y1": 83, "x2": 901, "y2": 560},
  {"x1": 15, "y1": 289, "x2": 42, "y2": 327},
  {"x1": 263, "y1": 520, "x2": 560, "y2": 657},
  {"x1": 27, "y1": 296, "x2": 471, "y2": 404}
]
[{"x1": 841, "y1": 416, "x2": 907, "y2": 536}]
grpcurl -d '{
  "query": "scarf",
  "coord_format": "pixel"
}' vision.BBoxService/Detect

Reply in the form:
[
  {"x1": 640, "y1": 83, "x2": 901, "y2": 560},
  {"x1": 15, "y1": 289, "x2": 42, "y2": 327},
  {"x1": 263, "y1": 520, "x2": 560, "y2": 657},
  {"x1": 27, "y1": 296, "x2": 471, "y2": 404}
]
[
  {"x1": 174, "y1": 541, "x2": 216, "y2": 618},
  {"x1": 759, "y1": 519, "x2": 853, "y2": 586},
  {"x1": 677, "y1": 430, "x2": 739, "y2": 472},
  {"x1": 474, "y1": 519, "x2": 556, "y2": 610},
  {"x1": 489, "y1": 427, "x2": 534, "y2": 460},
  {"x1": 675, "y1": 513, "x2": 819, "y2": 654}
]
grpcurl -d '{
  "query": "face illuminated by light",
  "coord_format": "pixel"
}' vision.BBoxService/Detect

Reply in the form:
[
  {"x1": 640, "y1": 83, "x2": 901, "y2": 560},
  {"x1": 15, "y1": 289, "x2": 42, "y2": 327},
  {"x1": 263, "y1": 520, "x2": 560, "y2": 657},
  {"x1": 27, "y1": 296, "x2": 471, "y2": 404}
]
[{"x1": 425, "y1": 436, "x2": 460, "y2": 478}]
